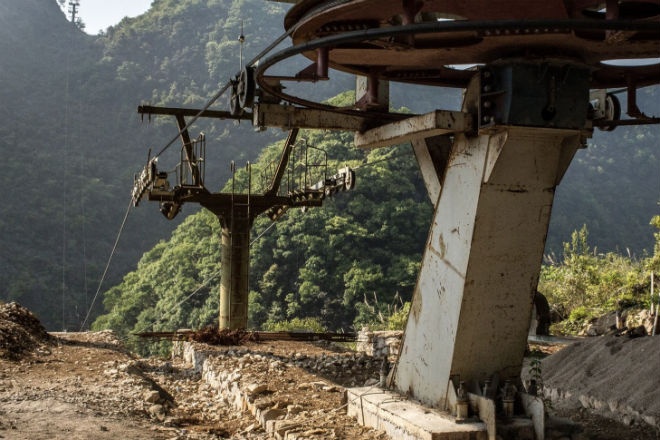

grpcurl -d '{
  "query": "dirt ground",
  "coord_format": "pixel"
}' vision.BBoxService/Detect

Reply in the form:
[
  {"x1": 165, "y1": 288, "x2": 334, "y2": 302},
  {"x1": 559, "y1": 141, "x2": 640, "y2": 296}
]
[
  {"x1": 1, "y1": 304, "x2": 657, "y2": 440},
  {"x1": 0, "y1": 332, "x2": 173, "y2": 439},
  {"x1": 0, "y1": 331, "x2": 389, "y2": 440}
]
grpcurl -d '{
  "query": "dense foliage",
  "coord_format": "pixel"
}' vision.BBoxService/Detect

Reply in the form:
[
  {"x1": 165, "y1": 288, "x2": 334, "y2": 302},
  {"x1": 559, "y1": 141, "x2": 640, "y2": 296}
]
[
  {"x1": 1, "y1": 0, "x2": 659, "y2": 334},
  {"x1": 539, "y1": 223, "x2": 657, "y2": 334}
]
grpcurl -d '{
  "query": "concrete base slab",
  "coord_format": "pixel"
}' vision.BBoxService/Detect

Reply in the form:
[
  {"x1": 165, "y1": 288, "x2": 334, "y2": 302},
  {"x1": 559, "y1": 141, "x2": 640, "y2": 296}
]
[{"x1": 347, "y1": 387, "x2": 488, "y2": 440}]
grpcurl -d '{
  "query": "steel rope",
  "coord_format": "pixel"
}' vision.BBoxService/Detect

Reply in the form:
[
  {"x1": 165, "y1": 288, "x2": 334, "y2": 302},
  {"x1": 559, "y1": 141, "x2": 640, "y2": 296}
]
[{"x1": 79, "y1": 198, "x2": 133, "y2": 331}]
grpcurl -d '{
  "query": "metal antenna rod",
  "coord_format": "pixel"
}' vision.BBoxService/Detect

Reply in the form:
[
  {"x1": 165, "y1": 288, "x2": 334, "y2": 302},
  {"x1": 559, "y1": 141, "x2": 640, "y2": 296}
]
[{"x1": 238, "y1": 21, "x2": 245, "y2": 71}]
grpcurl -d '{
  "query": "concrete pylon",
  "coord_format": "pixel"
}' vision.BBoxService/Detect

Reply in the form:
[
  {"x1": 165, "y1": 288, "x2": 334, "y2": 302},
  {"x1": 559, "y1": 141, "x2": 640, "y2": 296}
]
[
  {"x1": 393, "y1": 107, "x2": 582, "y2": 409},
  {"x1": 219, "y1": 213, "x2": 251, "y2": 330}
]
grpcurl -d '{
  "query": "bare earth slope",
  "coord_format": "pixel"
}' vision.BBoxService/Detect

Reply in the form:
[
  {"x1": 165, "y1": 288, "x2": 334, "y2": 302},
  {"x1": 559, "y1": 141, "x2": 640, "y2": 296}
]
[{"x1": 541, "y1": 335, "x2": 660, "y2": 434}]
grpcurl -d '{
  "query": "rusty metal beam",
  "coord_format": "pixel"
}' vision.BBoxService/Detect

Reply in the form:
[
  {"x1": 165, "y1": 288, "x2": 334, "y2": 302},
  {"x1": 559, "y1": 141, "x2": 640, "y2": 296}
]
[
  {"x1": 135, "y1": 330, "x2": 357, "y2": 342},
  {"x1": 175, "y1": 114, "x2": 201, "y2": 186},
  {"x1": 138, "y1": 105, "x2": 251, "y2": 121},
  {"x1": 253, "y1": 103, "x2": 370, "y2": 131},
  {"x1": 354, "y1": 110, "x2": 473, "y2": 149},
  {"x1": 266, "y1": 128, "x2": 299, "y2": 195},
  {"x1": 139, "y1": 103, "x2": 393, "y2": 132}
]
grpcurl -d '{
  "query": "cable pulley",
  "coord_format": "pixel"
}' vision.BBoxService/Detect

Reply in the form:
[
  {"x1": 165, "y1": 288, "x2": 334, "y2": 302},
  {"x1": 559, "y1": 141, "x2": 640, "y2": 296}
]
[
  {"x1": 228, "y1": 78, "x2": 243, "y2": 117},
  {"x1": 238, "y1": 66, "x2": 256, "y2": 109}
]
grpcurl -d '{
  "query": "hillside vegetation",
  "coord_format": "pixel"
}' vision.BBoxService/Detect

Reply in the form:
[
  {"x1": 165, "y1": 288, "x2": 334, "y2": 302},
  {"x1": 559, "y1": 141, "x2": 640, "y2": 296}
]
[
  {"x1": 539, "y1": 223, "x2": 660, "y2": 334},
  {"x1": 0, "y1": 0, "x2": 290, "y2": 330},
  {"x1": 0, "y1": 0, "x2": 658, "y2": 333}
]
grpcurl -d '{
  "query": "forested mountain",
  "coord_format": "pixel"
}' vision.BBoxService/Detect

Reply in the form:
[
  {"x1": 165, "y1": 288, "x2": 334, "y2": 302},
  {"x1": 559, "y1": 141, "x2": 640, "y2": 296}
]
[
  {"x1": 0, "y1": 0, "x2": 292, "y2": 331},
  {"x1": 0, "y1": 0, "x2": 658, "y2": 333}
]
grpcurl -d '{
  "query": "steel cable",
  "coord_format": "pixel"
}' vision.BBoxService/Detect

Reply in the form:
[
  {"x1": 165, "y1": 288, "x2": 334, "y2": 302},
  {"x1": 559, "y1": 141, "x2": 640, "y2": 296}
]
[{"x1": 79, "y1": 198, "x2": 133, "y2": 331}]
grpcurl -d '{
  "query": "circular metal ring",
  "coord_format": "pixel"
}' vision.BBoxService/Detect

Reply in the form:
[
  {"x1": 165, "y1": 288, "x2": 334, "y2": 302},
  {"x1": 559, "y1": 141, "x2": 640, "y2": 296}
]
[
  {"x1": 256, "y1": 19, "x2": 659, "y2": 115},
  {"x1": 238, "y1": 66, "x2": 256, "y2": 109}
]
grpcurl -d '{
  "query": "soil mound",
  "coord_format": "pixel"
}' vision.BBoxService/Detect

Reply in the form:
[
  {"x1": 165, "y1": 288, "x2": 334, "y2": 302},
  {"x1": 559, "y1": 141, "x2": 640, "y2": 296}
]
[
  {"x1": 542, "y1": 335, "x2": 659, "y2": 426},
  {"x1": 0, "y1": 301, "x2": 53, "y2": 360}
]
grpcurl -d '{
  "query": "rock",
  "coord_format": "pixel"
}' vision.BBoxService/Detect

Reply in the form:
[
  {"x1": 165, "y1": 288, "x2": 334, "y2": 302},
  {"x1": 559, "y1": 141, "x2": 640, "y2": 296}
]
[
  {"x1": 626, "y1": 325, "x2": 647, "y2": 338},
  {"x1": 287, "y1": 404, "x2": 303, "y2": 417},
  {"x1": 144, "y1": 390, "x2": 162, "y2": 404},
  {"x1": 162, "y1": 417, "x2": 178, "y2": 427},
  {"x1": 259, "y1": 408, "x2": 286, "y2": 426},
  {"x1": 578, "y1": 395, "x2": 591, "y2": 409},
  {"x1": 269, "y1": 360, "x2": 285, "y2": 370},
  {"x1": 642, "y1": 415, "x2": 658, "y2": 427},
  {"x1": 627, "y1": 309, "x2": 655, "y2": 335},
  {"x1": 363, "y1": 378, "x2": 379, "y2": 387},
  {"x1": 607, "y1": 399, "x2": 618, "y2": 412},
  {"x1": 588, "y1": 311, "x2": 618, "y2": 335},
  {"x1": 309, "y1": 381, "x2": 328, "y2": 390},
  {"x1": 148, "y1": 404, "x2": 166, "y2": 421},
  {"x1": 246, "y1": 383, "x2": 268, "y2": 396}
]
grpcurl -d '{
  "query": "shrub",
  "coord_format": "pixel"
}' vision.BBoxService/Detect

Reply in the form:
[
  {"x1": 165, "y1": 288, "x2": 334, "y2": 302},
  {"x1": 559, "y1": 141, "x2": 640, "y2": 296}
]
[
  {"x1": 539, "y1": 224, "x2": 651, "y2": 335},
  {"x1": 386, "y1": 302, "x2": 410, "y2": 330},
  {"x1": 568, "y1": 306, "x2": 590, "y2": 323},
  {"x1": 263, "y1": 317, "x2": 327, "y2": 333}
]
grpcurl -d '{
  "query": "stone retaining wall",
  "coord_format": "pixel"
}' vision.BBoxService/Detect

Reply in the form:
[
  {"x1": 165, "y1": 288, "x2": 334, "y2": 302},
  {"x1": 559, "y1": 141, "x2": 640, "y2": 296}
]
[
  {"x1": 356, "y1": 329, "x2": 403, "y2": 361},
  {"x1": 173, "y1": 341, "x2": 325, "y2": 439},
  {"x1": 171, "y1": 341, "x2": 383, "y2": 439}
]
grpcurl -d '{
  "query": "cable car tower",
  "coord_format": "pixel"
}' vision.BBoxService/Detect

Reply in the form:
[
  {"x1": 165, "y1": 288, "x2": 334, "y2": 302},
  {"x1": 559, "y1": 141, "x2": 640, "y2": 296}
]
[{"x1": 131, "y1": 0, "x2": 659, "y2": 438}]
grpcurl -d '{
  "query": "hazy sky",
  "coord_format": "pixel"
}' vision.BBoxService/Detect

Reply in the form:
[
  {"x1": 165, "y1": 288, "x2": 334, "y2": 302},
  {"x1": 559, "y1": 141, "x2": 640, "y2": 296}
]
[{"x1": 60, "y1": 0, "x2": 153, "y2": 34}]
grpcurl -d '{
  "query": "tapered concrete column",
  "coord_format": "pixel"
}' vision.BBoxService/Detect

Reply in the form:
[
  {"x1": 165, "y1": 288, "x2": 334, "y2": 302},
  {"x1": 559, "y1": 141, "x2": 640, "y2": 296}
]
[
  {"x1": 219, "y1": 215, "x2": 251, "y2": 330},
  {"x1": 394, "y1": 126, "x2": 580, "y2": 409},
  {"x1": 411, "y1": 135, "x2": 452, "y2": 207}
]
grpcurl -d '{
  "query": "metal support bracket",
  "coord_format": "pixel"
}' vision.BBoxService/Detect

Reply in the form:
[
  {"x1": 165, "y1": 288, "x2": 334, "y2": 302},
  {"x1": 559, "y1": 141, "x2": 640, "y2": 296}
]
[
  {"x1": 253, "y1": 103, "x2": 371, "y2": 131},
  {"x1": 354, "y1": 110, "x2": 473, "y2": 149}
]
